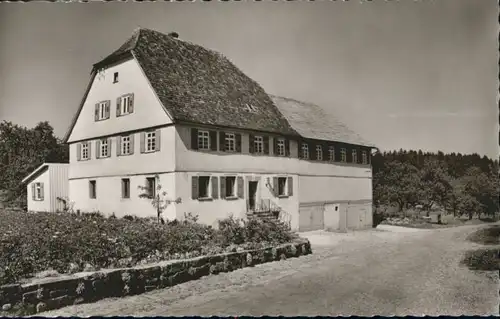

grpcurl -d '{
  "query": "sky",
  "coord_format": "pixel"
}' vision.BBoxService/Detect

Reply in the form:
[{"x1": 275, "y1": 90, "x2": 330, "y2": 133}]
[{"x1": 0, "y1": 0, "x2": 498, "y2": 158}]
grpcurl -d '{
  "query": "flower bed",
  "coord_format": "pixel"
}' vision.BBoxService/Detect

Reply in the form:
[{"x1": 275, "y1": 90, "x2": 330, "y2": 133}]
[{"x1": 0, "y1": 210, "x2": 298, "y2": 287}]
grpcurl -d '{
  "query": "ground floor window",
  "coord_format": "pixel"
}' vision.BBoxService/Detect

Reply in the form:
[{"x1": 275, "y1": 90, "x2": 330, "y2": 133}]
[
  {"x1": 198, "y1": 176, "x2": 210, "y2": 198},
  {"x1": 89, "y1": 180, "x2": 96, "y2": 199},
  {"x1": 146, "y1": 177, "x2": 156, "y2": 198},
  {"x1": 122, "y1": 178, "x2": 130, "y2": 199},
  {"x1": 277, "y1": 177, "x2": 287, "y2": 196},
  {"x1": 225, "y1": 176, "x2": 236, "y2": 197},
  {"x1": 32, "y1": 182, "x2": 44, "y2": 201}
]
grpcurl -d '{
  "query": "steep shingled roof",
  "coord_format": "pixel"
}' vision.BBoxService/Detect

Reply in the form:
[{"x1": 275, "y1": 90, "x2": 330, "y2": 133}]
[
  {"x1": 270, "y1": 95, "x2": 375, "y2": 147},
  {"x1": 93, "y1": 28, "x2": 298, "y2": 136}
]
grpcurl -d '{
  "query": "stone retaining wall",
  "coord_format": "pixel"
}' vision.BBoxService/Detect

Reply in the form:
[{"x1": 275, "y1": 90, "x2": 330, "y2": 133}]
[{"x1": 0, "y1": 239, "x2": 311, "y2": 315}]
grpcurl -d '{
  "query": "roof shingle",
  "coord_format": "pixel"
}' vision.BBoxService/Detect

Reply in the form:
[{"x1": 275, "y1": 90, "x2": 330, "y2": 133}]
[{"x1": 270, "y1": 95, "x2": 375, "y2": 147}]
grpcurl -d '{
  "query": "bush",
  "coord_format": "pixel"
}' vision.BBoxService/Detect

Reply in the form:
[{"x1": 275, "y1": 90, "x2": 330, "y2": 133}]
[{"x1": 0, "y1": 210, "x2": 296, "y2": 285}]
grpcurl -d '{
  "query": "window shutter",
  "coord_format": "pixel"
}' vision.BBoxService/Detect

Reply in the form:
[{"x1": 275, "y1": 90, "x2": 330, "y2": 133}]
[
  {"x1": 88, "y1": 181, "x2": 92, "y2": 198},
  {"x1": 335, "y1": 144, "x2": 341, "y2": 162},
  {"x1": 77, "y1": 143, "x2": 82, "y2": 161},
  {"x1": 105, "y1": 101, "x2": 110, "y2": 119},
  {"x1": 191, "y1": 128, "x2": 198, "y2": 150},
  {"x1": 273, "y1": 137, "x2": 278, "y2": 156},
  {"x1": 263, "y1": 136, "x2": 269, "y2": 155},
  {"x1": 358, "y1": 149, "x2": 363, "y2": 164},
  {"x1": 219, "y1": 131, "x2": 226, "y2": 152},
  {"x1": 209, "y1": 131, "x2": 217, "y2": 151},
  {"x1": 155, "y1": 129, "x2": 161, "y2": 152},
  {"x1": 107, "y1": 138, "x2": 112, "y2": 157},
  {"x1": 96, "y1": 140, "x2": 101, "y2": 159},
  {"x1": 40, "y1": 183, "x2": 44, "y2": 200},
  {"x1": 116, "y1": 97, "x2": 121, "y2": 117},
  {"x1": 323, "y1": 142, "x2": 329, "y2": 161},
  {"x1": 191, "y1": 176, "x2": 198, "y2": 200},
  {"x1": 94, "y1": 104, "x2": 99, "y2": 121},
  {"x1": 211, "y1": 176, "x2": 218, "y2": 199},
  {"x1": 285, "y1": 139, "x2": 290, "y2": 157},
  {"x1": 237, "y1": 176, "x2": 244, "y2": 198},
  {"x1": 31, "y1": 184, "x2": 35, "y2": 200},
  {"x1": 310, "y1": 143, "x2": 316, "y2": 160},
  {"x1": 235, "y1": 134, "x2": 242, "y2": 153},
  {"x1": 116, "y1": 137, "x2": 121, "y2": 156},
  {"x1": 272, "y1": 177, "x2": 278, "y2": 197},
  {"x1": 347, "y1": 147, "x2": 352, "y2": 163},
  {"x1": 129, "y1": 94, "x2": 134, "y2": 113},
  {"x1": 87, "y1": 142, "x2": 92, "y2": 159},
  {"x1": 220, "y1": 176, "x2": 226, "y2": 199},
  {"x1": 140, "y1": 132, "x2": 145, "y2": 153},
  {"x1": 129, "y1": 134, "x2": 135, "y2": 155},
  {"x1": 121, "y1": 179, "x2": 125, "y2": 198},
  {"x1": 287, "y1": 177, "x2": 293, "y2": 196},
  {"x1": 248, "y1": 135, "x2": 254, "y2": 153}
]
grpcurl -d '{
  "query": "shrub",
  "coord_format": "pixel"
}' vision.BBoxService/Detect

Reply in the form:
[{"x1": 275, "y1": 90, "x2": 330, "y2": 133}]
[{"x1": 0, "y1": 210, "x2": 296, "y2": 286}]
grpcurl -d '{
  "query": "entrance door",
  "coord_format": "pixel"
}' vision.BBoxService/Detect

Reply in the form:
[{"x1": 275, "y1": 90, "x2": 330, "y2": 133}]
[{"x1": 248, "y1": 181, "x2": 258, "y2": 210}]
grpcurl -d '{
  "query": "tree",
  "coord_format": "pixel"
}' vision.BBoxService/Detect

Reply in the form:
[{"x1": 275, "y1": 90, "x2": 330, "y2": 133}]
[
  {"x1": 0, "y1": 121, "x2": 69, "y2": 208},
  {"x1": 138, "y1": 174, "x2": 181, "y2": 223},
  {"x1": 419, "y1": 158, "x2": 452, "y2": 215}
]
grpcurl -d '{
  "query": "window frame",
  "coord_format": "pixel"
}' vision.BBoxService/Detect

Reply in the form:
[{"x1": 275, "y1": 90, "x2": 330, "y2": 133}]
[
  {"x1": 276, "y1": 138, "x2": 285, "y2": 156},
  {"x1": 352, "y1": 149, "x2": 358, "y2": 163},
  {"x1": 113, "y1": 72, "x2": 119, "y2": 83},
  {"x1": 197, "y1": 130, "x2": 210, "y2": 150},
  {"x1": 89, "y1": 180, "x2": 97, "y2": 199},
  {"x1": 301, "y1": 143, "x2": 309, "y2": 159},
  {"x1": 277, "y1": 177, "x2": 287, "y2": 197},
  {"x1": 340, "y1": 148, "x2": 347, "y2": 162},
  {"x1": 362, "y1": 150, "x2": 368, "y2": 164},
  {"x1": 316, "y1": 145, "x2": 323, "y2": 161},
  {"x1": 145, "y1": 177, "x2": 156, "y2": 199},
  {"x1": 198, "y1": 176, "x2": 211, "y2": 199},
  {"x1": 328, "y1": 146, "x2": 335, "y2": 162},
  {"x1": 121, "y1": 178, "x2": 130, "y2": 199},
  {"x1": 100, "y1": 139, "x2": 109, "y2": 158},
  {"x1": 81, "y1": 142, "x2": 89, "y2": 160},
  {"x1": 98, "y1": 101, "x2": 107, "y2": 121},
  {"x1": 254, "y1": 136, "x2": 264, "y2": 154},
  {"x1": 145, "y1": 131, "x2": 156, "y2": 153},
  {"x1": 225, "y1": 176, "x2": 237, "y2": 198},
  {"x1": 34, "y1": 183, "x2": 43, "y2": 201},
  {"x1": 121, "y1": 136, "x2": 131, "y2": 155},
  {"x1": 224, "y1": 133, "x2": 236, "y2": 152},
  {"x1": 120, "y1": 95, "x2": 132, "y2": 115}
]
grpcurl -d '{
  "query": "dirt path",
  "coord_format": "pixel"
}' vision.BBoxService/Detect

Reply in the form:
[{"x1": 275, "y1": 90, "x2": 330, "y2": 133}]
[{"x1": 41, "y1": 224, "x2": 499, "y2": 317}]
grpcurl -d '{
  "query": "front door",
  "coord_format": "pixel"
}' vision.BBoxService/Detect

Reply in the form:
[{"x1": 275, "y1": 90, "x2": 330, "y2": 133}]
[{"x1": 248, "y1": 181, "x2": 258, "y2": 210}]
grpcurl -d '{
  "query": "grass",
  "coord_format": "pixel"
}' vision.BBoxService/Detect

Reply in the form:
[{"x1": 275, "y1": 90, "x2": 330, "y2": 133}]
[
  {"x1": 0, "y1": 209, "x2": 297, "y2": 286},
  {"x1": 461, "y1": 225, "x2": 500, "y2": 272}
]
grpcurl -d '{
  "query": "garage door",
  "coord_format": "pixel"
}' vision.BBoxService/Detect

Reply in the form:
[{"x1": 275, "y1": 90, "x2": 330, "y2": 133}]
[
  {"x1": 324, "y1": 203, "x2": 340, "y2": 231},
  {"x1": 299, "y1": 204, "x2": 324, "y2": 232}
]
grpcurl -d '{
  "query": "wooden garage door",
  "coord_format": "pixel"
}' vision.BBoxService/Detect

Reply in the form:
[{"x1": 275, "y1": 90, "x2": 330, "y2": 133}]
[{"x1": 299, "y1": 204, "x2": 324, "y2": 232}]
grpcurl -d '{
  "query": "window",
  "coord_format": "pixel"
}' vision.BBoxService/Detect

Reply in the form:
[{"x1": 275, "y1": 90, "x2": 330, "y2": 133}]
[
  {"x1": 198, "y1": 176, "x2": 210, "y2": 198},
  {"x1": 121, "y1": 178, "x2": 130, "y2": 199},
  {"x1": 316, "y1": 145, "x2": 323, "y2": 161},
  {"x1": 225, "y1": 176, "x2": 236, "y2": 198},
  {"x1": 328, "y1": 146, "x2": 335, "y2": 161},
  {"x1": 121, "y1": 136, "x2": 131, "y2": 155},
  {"x1": 198, "y1": 130, "x2": 210, "y2": 150},
  {"x1": 301, "y1": 143, "x2": 309, "y2": 159},
  {"x1": 120, "y1": 95, "x2": 133, "y2": 115},
  {"x1": 362, "y1": 151, "x2": 368, "y2": 164},
  {"x1": 146, "y1": 177, "x2": 156, "y2": 198},
  {"x1": 113, "y1": 72, "x2": 119, "y2": 83},
  {"x1": 145, "y1": 131, "x2": 156, "y2": 152},
  {"x1": 81, "y1": 142, "x2": 89, "y2": 160},
  {"x1": 276, "y1": 138, "x2": 285, "y2": 156},
  {"x1": 277, "y1": 177, "x2": 287, "y2": 196},
  {"x1": 100, "y1": 139, "x2": 109, "y2": 158},
  {"x1": 352, "y1": 149, "x2": 357, "y2": 163},
  {"x1": 340, "y1": 148, "x2": 347, "y2": 162},
  {"x1": 89, "y1": 180, "x2": 96, "y2": 199},
  {"x1": 34, "y1": 183, "x2": 43, "y2": 200},
  {"x1": 98, "y1": 102, "x2": 107, "y2": 120},
  {"x1": 254, "y1": 136, "x2": 264, "y2": 154},
  {"x1": 225, "y1": 133, "x2": 236, "y2": 152}
]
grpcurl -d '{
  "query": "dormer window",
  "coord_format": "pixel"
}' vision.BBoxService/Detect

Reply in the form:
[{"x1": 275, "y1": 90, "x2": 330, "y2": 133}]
[
  {"x1": 316, "y1": 145, "x2": 323, "y2": 161},
  {"x1": 301, "y1": 143, "x2": 309, "y2": 159},
  {"x1": 113, "y1": 72, "x2": 119, "y2": 83}
]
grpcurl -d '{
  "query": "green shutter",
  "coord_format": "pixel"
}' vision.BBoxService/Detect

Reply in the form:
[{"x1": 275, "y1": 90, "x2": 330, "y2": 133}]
[
  {"x1": 191, "y1": 176, "x2": 199, "y2": 200},
  {"x1": 235, "y1": 134, "x2": 242, "y2": 153},
  {"x1": 94, "y1": 104, "x2": 99, "y2": 121},
  {"x1": 249, "y1": 135, "x2": 254, "y2": 153},
  {"x1": 237, "y1": 176, "x2": 244, "y2": 198},
  {"x1": 155, "y1": 129, "x2": 161, "y2": 152},
  {"x1": 116, "y1": 97, "x2": 121, "y2": 117},
  {"x1": 272, "y1": 177, "x2": 278, "y2": 197},
  {"x1": 287, "y1": 177, "x2": 293, "y2": 196},
  {"x1": 263, "y1": 136, "x2": 269, "y2": 155},
  {"x1": 116, "y1": 136, "x2": 121, "y2": 156},
  {"x1": 219, "y1": 131, "x2": 226, "y2": 152},
  {"x1": 220, "y1": 176, "x2": 226, "y2": 199},
  {"x1": 140, "y1": 132, "x2": 145, "y2": 153},
  {"x1": 191, "y1": 128, "x2": 198, "y2": 150},
  {"x1": 129, "y1": 134, "x2": 135, "y2": 155},
  {"x1": 77, "y1": 143, "x2": 82, "y2": 161},
  {"x1": 129, "y1": 93, "x2": 134, "y2": 113},
  {"x1": 40, "y1": 183, "x2": 44, "y2": 200},
  {"x1": 211, "y1": 176, "x2": 218, "y2": 199},
  {"x1": 209, "y1": 131, "x2": 217, "y2": 151}
]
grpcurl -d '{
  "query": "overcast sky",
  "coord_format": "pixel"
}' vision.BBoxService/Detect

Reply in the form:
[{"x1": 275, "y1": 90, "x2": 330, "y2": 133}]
[{"x1": 0, "y1": 0, "x2": 498, "y2": 158}]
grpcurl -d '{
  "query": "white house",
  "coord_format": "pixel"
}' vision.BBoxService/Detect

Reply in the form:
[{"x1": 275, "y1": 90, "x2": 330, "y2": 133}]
[
  {"x1": 22, "y1": 163, "x2": 69, "y2": 212},
  {"x1": 63, "y1": 28, "x2": 375, "y2": 231}
]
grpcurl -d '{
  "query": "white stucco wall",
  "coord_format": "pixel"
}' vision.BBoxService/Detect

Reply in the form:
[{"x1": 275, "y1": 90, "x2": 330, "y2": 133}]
[
  {"x1": 27, "y1": 168, "x2": 51, "y2": 212},
  {"x1": 67, "y1": 58, "x2": 172, "y2": 143},
  {"x1": 69, "y1": 173, "x2": 176, "y2": 220},
  {"x1": 298, "y1": 174, "x2": 372, "y2": 204}
]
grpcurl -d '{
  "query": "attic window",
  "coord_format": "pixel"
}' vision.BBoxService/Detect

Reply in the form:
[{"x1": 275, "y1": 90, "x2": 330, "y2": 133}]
[
  {"x1": 113, "y1": 72, "x2": 119, "y2": 83},
  {"x1": 246, "y1": 104, "x2": 257, "y2": 112}
]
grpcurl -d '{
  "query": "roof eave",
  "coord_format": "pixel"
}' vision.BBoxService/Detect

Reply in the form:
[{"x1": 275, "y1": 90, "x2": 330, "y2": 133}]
[{"x1": 21, "y1": 163, "x2": 48, "y2": 184}]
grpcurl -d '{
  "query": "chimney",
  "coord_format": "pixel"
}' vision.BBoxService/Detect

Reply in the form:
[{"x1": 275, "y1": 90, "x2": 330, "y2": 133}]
[{"x1": 168, "y1": 32, "x2": 179, "y2": 39}]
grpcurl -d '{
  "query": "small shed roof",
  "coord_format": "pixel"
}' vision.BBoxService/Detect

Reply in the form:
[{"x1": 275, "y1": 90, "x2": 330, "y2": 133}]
[{"x1": 21, "y1": 163, "x2": 69, "y2": 184}]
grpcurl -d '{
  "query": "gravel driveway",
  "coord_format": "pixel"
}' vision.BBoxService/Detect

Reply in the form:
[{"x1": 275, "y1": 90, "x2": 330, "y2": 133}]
[{"x1": 41, "y1": 224, "x2": 499, "y2": 317}]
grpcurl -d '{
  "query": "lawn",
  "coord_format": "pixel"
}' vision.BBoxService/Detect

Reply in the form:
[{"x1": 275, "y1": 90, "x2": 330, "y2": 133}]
[
  {"x1": 461, "y1": 225, "x2": 500, "y2": 272},
  {"x1": 0, "y1": 209, "x2": 297, "y2": 286}
]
